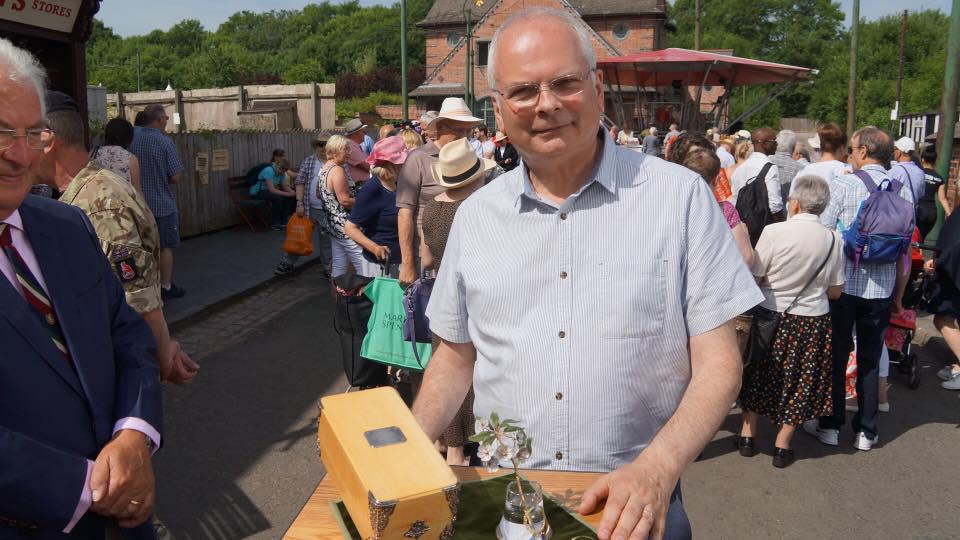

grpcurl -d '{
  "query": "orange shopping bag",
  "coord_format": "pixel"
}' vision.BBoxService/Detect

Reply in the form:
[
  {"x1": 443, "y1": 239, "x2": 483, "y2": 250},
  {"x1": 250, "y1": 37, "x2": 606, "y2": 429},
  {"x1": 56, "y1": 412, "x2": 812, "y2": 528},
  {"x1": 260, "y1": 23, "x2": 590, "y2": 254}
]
[{"x1": 282, "y1": 214, "x2": 314, "y2": 256}]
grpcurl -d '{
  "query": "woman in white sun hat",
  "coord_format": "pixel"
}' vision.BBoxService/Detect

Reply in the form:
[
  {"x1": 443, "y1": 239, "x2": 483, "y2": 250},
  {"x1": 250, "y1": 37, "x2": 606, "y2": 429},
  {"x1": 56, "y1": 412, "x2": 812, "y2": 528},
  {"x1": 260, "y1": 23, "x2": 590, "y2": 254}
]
[{"x1": 420, "y1": 137, "x2": 496, "y2": 465}]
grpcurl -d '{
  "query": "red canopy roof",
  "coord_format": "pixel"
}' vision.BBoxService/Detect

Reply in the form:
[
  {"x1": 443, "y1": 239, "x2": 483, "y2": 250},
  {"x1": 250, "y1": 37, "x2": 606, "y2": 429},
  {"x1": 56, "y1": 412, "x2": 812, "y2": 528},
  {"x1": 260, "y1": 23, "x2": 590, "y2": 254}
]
[{"x1": 597, "y1": 48, "x2": 815, "y2": 87}]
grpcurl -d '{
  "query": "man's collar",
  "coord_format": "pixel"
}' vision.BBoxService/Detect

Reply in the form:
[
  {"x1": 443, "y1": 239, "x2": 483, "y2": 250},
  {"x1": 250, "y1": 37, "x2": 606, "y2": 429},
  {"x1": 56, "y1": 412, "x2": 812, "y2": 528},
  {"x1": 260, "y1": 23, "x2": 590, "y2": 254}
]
[
  {"x1": 791, "y1": 213, "x2": 820, "y2": 222},
  {"x1": 861, "y1": 163, "x2": 886, "y2": 172},
  {"x1": 1, "y1": 209, "x2": 23, "y2": 230},
  {"x1": 512, "y1": 127, "x2": 616, "y2": 205}
]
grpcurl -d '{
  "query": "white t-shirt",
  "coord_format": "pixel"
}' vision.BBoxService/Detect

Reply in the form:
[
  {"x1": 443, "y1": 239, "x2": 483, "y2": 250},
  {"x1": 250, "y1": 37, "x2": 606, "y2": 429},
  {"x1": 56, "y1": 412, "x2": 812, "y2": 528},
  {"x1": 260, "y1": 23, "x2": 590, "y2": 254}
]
[
  {"x1": 751, "y1": 214, "x2": 845, "y2": 317},
  {"x1": 792, "y1": 160, "x2": 849, "y2": 193},
  {"x1": 481, "y1": 139, "x2": 496, "y2": 158},
  {"x1": 716, "y1": 146, "x2": 735, "y2": 169}
]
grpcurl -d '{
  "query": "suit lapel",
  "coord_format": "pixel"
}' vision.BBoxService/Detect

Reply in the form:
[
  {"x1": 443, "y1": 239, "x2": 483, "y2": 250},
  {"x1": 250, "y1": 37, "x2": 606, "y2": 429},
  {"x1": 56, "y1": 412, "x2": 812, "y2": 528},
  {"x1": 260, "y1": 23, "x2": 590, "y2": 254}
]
[{"x1": 16, "y1": 201, "x2": 86, "y2": 399}]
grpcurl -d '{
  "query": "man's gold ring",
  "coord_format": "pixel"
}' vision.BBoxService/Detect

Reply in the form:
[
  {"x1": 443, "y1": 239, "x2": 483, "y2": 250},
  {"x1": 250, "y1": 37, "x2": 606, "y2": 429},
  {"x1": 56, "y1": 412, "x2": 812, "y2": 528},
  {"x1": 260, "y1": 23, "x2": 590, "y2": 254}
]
[
  {"x1": 642, "y1": 506, "x2": 655, "y2": 518},
  {"x1": 129, "y1": 500, "x2": 141, "y2": 506}
]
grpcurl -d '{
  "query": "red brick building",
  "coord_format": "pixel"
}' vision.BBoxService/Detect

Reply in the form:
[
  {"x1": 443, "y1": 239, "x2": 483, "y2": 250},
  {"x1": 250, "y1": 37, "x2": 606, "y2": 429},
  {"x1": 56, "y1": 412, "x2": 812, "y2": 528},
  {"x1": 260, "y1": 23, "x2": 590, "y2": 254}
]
[{"x1": 412, "y1": 0, "x2": 666, "y2": 127}]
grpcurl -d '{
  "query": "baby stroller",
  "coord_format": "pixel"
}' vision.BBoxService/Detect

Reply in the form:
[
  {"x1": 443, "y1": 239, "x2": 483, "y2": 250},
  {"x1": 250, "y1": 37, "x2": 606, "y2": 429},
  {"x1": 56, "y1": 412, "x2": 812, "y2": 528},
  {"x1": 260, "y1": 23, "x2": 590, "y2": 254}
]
[{"x1": 884, "y1": 234, "x2": 940, "y2": 390}]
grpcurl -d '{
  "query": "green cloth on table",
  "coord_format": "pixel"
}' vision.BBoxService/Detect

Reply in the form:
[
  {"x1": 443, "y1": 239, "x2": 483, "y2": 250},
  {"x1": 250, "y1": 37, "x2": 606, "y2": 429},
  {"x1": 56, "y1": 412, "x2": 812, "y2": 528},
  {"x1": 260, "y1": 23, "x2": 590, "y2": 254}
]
[{"x1": 331, "y1": 474, "x2": 597, "y2": 539}]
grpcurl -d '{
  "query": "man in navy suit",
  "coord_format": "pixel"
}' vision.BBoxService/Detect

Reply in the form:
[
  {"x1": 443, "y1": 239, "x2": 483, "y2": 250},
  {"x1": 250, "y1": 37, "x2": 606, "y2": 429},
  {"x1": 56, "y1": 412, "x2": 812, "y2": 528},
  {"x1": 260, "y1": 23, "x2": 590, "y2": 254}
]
[{"x1": 0, "y1": 39, "x2": 162, "y2": 538}]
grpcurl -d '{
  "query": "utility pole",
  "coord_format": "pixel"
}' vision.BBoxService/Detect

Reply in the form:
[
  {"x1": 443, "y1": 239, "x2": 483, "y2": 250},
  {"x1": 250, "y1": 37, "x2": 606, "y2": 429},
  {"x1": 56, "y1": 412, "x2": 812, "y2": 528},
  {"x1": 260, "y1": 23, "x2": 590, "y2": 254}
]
[
  {"x1": 694, "y1": 0, "x2": 701, "y2": 51},
  {"x1": 400, "y1": 0, "x2": 408, "y2": 123},
  {"x1": 136, "y1": 49, "x2": 142, "y2": 92},
  {"x1": 465, "y1": 7, "x2": 473, "y2": 114},
  {"x1": 936, "y1": 0, "x2": 960, "y2": 183},
  {"x1": 847, "y1": 0, "x2": 860, "y2": 137},
  {"x1": 893, "y1": 10, "x2": 908, "y2": 132}
]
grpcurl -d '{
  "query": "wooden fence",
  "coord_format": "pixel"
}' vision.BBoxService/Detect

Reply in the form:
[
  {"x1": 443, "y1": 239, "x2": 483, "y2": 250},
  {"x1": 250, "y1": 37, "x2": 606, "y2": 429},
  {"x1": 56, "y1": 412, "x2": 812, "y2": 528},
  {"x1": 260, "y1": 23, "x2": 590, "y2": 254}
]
[{"x1": 167, "y1": 130, "x2": 328, "y2": 237}]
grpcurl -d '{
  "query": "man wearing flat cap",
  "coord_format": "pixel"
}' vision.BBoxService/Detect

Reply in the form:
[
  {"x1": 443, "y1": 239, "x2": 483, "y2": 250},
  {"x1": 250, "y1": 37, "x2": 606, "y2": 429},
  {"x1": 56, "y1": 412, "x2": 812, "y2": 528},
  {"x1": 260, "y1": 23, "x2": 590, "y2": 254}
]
[{"x1": 343, "y1": 118, "x2": 371, "y2": 183}]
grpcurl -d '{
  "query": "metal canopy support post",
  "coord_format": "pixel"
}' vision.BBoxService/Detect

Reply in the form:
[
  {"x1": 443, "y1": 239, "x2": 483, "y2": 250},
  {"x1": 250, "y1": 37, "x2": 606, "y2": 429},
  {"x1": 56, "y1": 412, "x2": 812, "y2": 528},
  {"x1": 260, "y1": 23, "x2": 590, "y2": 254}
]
[
  {"x1": 401, "y1": 0, "x2": 409, "y2": 122},
  {"x1": 936, "y1": 0, "x2": 960, "y2": 183},
  {"x1": 604, "y1": 70, "x2": 627, "y2": 129},
  {"x1": 726, "y1": 80, "x2": 799, "y2": 128}
]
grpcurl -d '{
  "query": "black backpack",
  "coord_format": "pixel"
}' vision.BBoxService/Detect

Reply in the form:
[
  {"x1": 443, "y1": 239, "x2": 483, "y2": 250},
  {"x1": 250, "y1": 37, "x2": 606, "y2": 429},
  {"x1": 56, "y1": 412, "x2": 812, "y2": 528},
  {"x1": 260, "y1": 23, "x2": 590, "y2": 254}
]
[
  {"x1": 735, "y1": 162, "x2": 775, "y2": 247},
  {"x1": 244, "y1": 163, "x2": 271, "y2": 187}
]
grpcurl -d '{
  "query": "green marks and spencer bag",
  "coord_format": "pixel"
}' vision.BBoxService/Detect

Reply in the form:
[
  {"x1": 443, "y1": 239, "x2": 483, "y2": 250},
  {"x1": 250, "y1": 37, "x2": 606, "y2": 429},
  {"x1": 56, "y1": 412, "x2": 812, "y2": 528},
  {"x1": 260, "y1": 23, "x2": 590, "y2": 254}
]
[{"x1": 360, "y1": 277, "x2": 432, "y2": 371}]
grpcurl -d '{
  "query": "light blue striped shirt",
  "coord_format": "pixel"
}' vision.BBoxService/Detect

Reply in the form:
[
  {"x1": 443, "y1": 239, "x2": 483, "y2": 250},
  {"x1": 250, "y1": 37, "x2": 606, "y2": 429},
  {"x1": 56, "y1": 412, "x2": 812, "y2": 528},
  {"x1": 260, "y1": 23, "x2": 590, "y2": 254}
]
[{"x1": 426, "y1": 132, "x2": 763, "y2": 472}]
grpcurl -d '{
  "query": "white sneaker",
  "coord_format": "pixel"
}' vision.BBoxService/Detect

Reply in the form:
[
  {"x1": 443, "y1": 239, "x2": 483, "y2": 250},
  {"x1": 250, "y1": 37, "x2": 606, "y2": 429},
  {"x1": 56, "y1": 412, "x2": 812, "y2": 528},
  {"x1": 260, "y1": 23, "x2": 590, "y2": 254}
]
[
  {"x1": 802, "y1": 419, "x2": 839, "y2": 446},
  {"x1": 878, "y1": 402, "x2": 890, "y2": 413},
  {"x1": 942, "y1": 372, "x2": 960, "y2": 390},
  {"x1": 854, "y1": 431, "x2": 879, "y2": 451},
  {"x1": 937, "y1": 365, "x2": 960, "y2": 381}
]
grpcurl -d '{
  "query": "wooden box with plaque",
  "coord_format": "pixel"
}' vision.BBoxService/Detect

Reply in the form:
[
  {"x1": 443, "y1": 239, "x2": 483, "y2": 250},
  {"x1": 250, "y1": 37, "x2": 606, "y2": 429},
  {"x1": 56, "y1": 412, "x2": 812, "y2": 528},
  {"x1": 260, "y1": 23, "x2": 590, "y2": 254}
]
[{"x1": 317, "y1": 387, "x2": 460, "y2": 539}]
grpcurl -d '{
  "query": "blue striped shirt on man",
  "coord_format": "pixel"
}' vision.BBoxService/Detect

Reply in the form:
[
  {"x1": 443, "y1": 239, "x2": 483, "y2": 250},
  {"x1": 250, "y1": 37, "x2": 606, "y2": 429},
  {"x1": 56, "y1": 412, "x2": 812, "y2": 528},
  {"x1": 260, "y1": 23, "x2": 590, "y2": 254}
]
[{"x1": 426, "y1": 131, "x2": 763, "y2": 472}]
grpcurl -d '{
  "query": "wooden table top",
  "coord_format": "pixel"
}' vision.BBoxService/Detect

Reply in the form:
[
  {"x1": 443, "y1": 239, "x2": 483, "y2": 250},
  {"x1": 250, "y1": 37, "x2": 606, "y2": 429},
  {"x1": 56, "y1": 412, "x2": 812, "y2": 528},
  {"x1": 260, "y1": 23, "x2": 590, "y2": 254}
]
[{"x1": 284, "y1": 466, "x2": 604, "y2": 539}]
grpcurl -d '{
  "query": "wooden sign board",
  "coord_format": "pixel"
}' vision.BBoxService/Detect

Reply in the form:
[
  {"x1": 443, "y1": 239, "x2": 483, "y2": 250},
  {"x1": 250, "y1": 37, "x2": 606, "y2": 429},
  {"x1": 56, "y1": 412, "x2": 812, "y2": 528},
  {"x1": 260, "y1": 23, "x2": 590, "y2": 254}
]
[
  {"x1": 0, "y1": 0, "x2": 83, "y2": 34},
  {"x1": 195, "y1": 152, "x2": 209, "y2": 185},
  {"x1": 211, "y1": 149, "x2": 229, "y2": 172}
]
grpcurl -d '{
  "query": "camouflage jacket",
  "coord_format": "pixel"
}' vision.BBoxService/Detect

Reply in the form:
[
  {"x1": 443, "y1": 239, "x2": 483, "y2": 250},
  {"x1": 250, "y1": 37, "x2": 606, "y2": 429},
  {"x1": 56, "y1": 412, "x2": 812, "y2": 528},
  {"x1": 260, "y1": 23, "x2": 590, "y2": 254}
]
[{"x1": 60, "y1": 162, "x2": 162, "y2": 314}]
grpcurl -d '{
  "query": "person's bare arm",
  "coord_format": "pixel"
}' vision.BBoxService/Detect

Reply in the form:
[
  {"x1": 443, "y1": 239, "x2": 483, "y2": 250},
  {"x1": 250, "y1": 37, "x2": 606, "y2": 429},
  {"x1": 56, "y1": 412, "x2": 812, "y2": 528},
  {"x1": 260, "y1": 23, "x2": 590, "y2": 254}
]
[
  {"x1": 329, "y1": 167, "x2": 355, "y2": 209},
  {"x1": 169, "y1": 173, "x2": 181, "y2": 185},
  {"x1": 827, "y1": 285, "x2": 844, "y2": 300},
  {"x1": 731, "y1": 223, "x2": 754, "y2": 268},
  {"x1": 412, "y1": 339, "x2": 476, "y2": 441},
  {"x1": 580, "y1": 321, "x2": 742, "y2": 540},
  {"x1": 294, "y1": 183, "x2": 305, "y2": 216},
  {"x1": 398, "y1": 207, "x2": 417, "y2": 285},
  {"x1": 140, "y1": 308, "x2": 173, "y2": 382},
  {"x1": 129, "y1": 155, "x2": 143, "y2": 195},
  {"x1": 345, "y1": 221, "x2": 389, "y2": 261},
  {"x1": 892, "y1": 254, "x2": 910, "y2": 315}
]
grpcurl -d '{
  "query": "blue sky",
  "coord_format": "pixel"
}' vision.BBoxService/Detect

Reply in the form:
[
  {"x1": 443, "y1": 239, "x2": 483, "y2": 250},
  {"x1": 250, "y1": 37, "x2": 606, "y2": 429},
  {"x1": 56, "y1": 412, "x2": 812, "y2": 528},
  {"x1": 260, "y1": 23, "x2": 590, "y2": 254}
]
[{"x1": 98, "y1": 0, "x2": 954, "y2": 37}]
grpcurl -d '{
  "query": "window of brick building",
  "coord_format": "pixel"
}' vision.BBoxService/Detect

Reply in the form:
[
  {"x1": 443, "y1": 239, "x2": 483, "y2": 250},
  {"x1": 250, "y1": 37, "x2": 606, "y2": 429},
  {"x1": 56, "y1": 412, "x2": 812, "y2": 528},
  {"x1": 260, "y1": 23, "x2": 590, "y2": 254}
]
[
  {"x1": 477, "y1": 40, "x2": 490, "y2": 67},
  {"x1": 613, "y1": 23, "x2": 629, "y2": 40},
  {"x1": 447, "y1": 32, "x2": 461, "y2": 47}
]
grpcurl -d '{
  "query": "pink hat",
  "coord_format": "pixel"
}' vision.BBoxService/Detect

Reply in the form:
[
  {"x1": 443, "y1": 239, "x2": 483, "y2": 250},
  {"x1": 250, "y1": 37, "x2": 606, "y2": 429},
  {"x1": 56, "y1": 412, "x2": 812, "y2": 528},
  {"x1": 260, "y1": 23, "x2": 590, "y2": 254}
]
[{"x1": 366, "y1": 135, "x2": 408, "y2": 166}]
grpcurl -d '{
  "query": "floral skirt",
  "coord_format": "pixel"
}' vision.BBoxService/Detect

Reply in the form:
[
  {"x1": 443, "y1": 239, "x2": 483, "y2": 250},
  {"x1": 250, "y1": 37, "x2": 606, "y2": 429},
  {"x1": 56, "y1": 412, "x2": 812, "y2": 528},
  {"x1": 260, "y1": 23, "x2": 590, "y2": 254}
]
[{"x1": 740, "y1": 312, "x2": 834, "y2": 426}]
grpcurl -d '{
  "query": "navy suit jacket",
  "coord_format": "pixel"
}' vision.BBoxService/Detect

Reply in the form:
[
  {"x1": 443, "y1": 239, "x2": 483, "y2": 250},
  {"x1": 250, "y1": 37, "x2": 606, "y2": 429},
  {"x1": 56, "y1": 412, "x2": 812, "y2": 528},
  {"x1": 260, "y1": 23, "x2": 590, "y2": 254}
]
[{"x1": 0, "y1": 195, "x2": 162, "y2": 538}]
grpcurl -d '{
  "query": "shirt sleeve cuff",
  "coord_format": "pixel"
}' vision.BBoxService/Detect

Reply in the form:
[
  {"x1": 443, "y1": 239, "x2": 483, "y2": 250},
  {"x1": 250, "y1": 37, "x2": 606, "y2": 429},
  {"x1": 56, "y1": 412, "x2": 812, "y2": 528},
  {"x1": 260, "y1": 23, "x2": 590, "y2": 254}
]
[
  {"x1": 63, "y1": 460, "x2": 94, "y2": 533},
  {"x1": 112, "y1": 418, "x2": 161, "y2": 455}
]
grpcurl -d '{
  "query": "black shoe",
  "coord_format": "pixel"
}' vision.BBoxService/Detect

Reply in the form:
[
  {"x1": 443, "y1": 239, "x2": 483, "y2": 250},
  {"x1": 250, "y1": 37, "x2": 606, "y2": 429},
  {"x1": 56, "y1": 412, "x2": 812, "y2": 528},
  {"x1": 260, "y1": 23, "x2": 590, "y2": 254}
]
[
  {"x1": 735, "y1": 436, "x2": 757, "y2": 457},
  {"x1": 274, "y1": 262, "x2": 294, "y2": 276},
  {"x1": 161, "y1": 283, "x2": 186, "y2": 300},
  {"x1": 772, "y1": 447, "x2": 795, "y2": 468}
]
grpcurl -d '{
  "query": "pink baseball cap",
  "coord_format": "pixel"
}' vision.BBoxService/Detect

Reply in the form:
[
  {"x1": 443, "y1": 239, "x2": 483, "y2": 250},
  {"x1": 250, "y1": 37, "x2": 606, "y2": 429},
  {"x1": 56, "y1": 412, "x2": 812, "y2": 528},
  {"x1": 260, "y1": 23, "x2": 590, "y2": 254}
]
[{"x1": 366, "y1": 135, "x2": 408, "y2": 166}]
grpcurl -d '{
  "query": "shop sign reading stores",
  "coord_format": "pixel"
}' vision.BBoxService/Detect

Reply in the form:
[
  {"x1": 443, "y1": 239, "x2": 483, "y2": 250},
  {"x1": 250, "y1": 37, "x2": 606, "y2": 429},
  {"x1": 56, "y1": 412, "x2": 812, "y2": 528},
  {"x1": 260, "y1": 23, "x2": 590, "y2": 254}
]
[{"x1": 0, "y1": 0, "x2": 83, "y2": 34}]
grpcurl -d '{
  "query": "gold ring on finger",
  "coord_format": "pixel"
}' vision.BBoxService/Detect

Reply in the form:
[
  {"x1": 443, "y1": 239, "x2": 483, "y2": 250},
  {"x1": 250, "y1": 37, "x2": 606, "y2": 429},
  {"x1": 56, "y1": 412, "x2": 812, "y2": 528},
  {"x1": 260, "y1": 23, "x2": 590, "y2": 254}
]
[{"x1": 642, "y1": 506, "x2": 655, "y2": 518}]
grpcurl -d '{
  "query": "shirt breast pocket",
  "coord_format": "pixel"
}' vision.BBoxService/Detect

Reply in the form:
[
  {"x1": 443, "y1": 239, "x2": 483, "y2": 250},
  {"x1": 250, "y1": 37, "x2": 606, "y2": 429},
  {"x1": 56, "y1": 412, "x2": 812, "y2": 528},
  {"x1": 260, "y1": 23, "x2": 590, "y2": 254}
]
[{"x1": 599, "y1": 259, "x2": 667, "y2": 339}]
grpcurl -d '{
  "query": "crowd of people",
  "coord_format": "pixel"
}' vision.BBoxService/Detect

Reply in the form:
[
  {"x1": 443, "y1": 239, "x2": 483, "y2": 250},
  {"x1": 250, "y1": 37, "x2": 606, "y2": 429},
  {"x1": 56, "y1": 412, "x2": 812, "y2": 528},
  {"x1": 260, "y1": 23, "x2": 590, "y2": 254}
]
[{"x1": 2, "y1": 4, "x2": 959, "y2": 538}]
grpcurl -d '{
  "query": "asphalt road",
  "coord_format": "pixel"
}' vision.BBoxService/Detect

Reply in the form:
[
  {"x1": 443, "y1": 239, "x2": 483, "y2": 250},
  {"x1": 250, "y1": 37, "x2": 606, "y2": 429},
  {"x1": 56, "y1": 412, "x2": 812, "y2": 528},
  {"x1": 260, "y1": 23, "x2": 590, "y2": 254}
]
[{"x1": 155, "y1": 267, "x2": 960, "y2": 539}]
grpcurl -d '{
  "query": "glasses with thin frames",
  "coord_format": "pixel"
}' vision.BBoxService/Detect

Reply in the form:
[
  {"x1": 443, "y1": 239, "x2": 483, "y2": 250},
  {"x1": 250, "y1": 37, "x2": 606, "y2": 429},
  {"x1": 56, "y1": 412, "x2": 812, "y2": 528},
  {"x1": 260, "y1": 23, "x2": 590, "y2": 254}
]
[
  {"x1": 0, "y1": 128, "x2": 51, "y2": 151},
  {"x1": 494, "y1": 69, "x2": 596, "y2": 110}
]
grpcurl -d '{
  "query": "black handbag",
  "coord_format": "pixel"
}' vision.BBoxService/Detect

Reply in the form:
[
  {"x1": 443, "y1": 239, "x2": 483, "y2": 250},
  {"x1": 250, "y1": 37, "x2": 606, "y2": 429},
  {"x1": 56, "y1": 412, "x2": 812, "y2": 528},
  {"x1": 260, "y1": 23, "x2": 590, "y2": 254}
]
[{"x1": 745, "y1": 233, "x2": 835, "y2": 366}]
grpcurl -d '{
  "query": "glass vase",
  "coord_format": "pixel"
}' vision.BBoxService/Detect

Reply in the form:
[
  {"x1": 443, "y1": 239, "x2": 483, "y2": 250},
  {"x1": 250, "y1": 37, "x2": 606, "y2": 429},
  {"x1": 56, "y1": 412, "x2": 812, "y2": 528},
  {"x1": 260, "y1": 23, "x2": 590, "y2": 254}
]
[{"x1": 496, "y1": 479, "x2": 552, "y2": 540}]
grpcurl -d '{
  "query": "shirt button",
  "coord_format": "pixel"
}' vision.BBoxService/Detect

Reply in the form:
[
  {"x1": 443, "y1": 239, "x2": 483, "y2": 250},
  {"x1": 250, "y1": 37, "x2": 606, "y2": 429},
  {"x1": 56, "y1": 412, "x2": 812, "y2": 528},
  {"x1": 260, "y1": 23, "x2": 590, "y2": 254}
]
[
  {"x1": 560, "y1": 213, "x2": 568, "y2": 220},
  {"x1": 560, "y1": 271, "x2": 568, "y2": 279},
  {"x1": 555, "y1": 392, "x2": 563, "y2": 400},
  {"x1": 555, "y1": 451, "x2": 563, "y2": 460},
  {"x1": 558, "y1": 331, "x2": 566, "y2": 338}
]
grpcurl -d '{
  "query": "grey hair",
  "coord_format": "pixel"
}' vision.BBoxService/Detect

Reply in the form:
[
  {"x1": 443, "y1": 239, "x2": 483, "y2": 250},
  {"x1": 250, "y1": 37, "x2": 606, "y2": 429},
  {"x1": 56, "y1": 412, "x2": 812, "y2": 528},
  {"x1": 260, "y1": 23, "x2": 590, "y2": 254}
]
[
  {"x1": 46, "y1": 109, "x2": 87, "y2": 150},
  {"x1": 776, "y1": 129, "x2": 797, "y2": 154},
  {"x1": 487, "y1": 7, "x2": 596, "y2": 90},
  {"x1": 0, "y1": 38, "x2": 47, "y2": 114},
  {"x1": 852, "y1": 125, "x2": 893, "y2": 165},
  {"x1": 790, "y1": 175, "x2": 831, "y2": 216}
]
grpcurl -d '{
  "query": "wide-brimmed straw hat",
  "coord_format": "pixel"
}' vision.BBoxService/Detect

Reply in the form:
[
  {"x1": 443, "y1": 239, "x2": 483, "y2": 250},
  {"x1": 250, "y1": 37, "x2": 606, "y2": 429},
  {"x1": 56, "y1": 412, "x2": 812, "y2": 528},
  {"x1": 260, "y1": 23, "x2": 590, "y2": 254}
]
[
  {"x1": 429, "y1": 97, "x2": 483, "y2": 127},
  {"x1": 493, "y1": 131, "x2": 508, "y2": 143},
  {"x1": 431, "y1": 138, "x2": 496, "y2": 189},
  {"x1": 343, "y1": 118, "x2": 367, "y2": 136},
  {"x1": 808, "y1": 135, "x2": 821, "y2": 150},
  {"x1": 366, "y1": 135, "x2": 408, "y2": 166}
]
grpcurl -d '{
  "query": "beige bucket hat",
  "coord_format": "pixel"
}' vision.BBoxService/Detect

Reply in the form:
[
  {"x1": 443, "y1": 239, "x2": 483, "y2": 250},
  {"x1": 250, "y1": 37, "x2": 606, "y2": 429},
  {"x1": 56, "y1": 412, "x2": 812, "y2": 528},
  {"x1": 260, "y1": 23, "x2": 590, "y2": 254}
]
[{"x1": 430, "y1": 138, "x2": 497, "y2": 189}]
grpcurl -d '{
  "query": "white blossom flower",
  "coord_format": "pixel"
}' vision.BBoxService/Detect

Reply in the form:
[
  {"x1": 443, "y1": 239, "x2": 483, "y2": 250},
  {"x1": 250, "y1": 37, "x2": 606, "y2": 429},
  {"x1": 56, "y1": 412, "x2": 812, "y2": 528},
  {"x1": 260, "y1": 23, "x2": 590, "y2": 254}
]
[
  {"x1": 477, "y1": 444, "x2": 493, "y2": 462},
  {"x1": 495, "y1": 443, "x2": 515, "y2": 461},
  {"x1": 475, "y1": 419, "x2": 490, "y2": 433}
]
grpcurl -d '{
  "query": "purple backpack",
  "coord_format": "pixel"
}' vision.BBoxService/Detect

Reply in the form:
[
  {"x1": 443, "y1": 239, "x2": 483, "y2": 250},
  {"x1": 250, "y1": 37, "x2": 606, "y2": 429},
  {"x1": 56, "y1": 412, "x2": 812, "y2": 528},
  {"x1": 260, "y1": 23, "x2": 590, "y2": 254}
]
[
  {"x1": 402, "y1": 276, "x2": 434, "y2": 367},
  {"x1": 841, "y1": 170, "x2": 915, "y2": 269}
]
